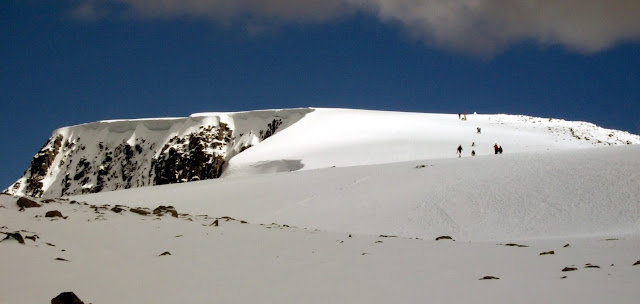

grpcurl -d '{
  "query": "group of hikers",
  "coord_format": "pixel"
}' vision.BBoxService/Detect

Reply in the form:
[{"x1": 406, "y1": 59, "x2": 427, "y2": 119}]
[
  {"x1": 454, "y1": 113, "x2": 503, "y2": 158},
  {"x1": 456, "y1": 143, "x2": 503, "y2": 157}
]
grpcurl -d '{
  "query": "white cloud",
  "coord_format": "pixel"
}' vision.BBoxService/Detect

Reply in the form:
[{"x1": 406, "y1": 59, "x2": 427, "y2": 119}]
[
  {"x1": 353, "y1": 0, "x2": 640, "y2": 55},
  {"x1": 69, "y1": 0, "x2": 640, "y2": 55}
]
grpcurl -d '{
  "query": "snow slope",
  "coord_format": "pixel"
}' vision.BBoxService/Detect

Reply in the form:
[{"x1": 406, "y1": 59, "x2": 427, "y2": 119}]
[
  {"x1": 222, "y1": 108, "x2": 640, "y2": 177},
  {"x1": 74, "y1": 145, "x2": 640, "y2": 241}
]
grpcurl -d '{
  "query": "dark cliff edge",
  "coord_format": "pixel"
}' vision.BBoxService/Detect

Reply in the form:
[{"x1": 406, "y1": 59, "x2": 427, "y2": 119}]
[{"x1": 5, "y1": 108, "x2": 314, "y2": 198}]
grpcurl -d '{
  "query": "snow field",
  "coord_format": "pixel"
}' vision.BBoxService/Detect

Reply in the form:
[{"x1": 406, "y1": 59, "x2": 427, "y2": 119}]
[
  {"x1": 1, "y1": 195, "x2": 639, "y2": 304},
  {"x1": 75, "y1": 145, "x2": 640, "y2": 241}
]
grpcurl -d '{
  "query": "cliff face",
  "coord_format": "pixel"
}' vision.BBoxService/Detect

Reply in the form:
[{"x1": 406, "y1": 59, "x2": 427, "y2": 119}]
[{"x1": 6, "y1": 109, "x2": 313, "y2": 198}]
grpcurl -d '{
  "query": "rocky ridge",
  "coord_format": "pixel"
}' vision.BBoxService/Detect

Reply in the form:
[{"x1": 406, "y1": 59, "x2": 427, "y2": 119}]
[{"x1": 6, "y1": 109, "x2": 313, "y2": 198}]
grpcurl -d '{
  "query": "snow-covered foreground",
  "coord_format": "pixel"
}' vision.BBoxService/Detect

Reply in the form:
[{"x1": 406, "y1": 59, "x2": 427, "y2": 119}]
[
  {"x1": 1, "y1": 194, "x2": 639, "y2": 304},
  {"x1": 74, "y1": 145, "x2": 640, "y2": 241}
]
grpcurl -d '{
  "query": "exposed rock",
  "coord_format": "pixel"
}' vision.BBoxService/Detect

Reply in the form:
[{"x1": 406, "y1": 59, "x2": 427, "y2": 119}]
[
  {"x1": 153, "y1": 205, "x2": 178, "y2": 218},
  {"x1": 2, "y1": 232, "x2": 25, "y2": 244},
  {"x1": 479, "y1": 276, "x2": 500, "y2": 280},
  {"x1": 17, "y1": 197, "x2": 41, "y2": 208},
  {"x1": 562, "y1": 267, "x2": 578, "y2": 272},
  {"x1": 111, "y1": 206, "x2": 125, "y2": 213},
  {"x1": 563, "y1": 244, "x2": 570, "y2": 248},
  {"x1": 435, "y1": 235, "x2": 453, "y2": 241},
  {"x1": 46, "y1": 210, "x2": 65, "y2": 218},
  {"x1": 539, "y1": 250, "x2": 555, "y2": 255},
  {"x1": 504, "y1": 243, "x2": 528, "y2": 247},
  {"x1": 23, "y1": 135, "x2": 64, "y2": 197},
  {"x1": 25, "y1": 235, "x2": 38, "y2": 241},
  {"x1": 153, "y1": 125, "x2": 231, "y2": 185},
  {"x1": 55, "y1": 258, "x2": 70, "y2": 262},
  {"x1": 159, "y1": 251, "x2": 171, "y2": 256},
  {"x1": 260, "y1": 118, "x2": 283, "y2": 140},
  {"x1": 633, "y1": 260, "x2": 639, "y2": 266},
  {"x1": 584, "y1": 264, "x2": 600, "y2": 269},
  {"x1": 51, "y1": 292, "x2": 84, "y2": 304},
  {"x1": 130, "y1": 208, "x2": 150, "y2": 216},
  {"x1": 379, "y1": 235, "x2": 397, "y2": 238},
  {"x1": 210, "y1": 219, "x2": 219, "y2": 227}
]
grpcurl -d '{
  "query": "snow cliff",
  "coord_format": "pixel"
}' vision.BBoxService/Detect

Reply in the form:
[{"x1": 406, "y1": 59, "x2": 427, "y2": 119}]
[{"x1": 6, "y1": 108, "x2": 312, "y2": 197}]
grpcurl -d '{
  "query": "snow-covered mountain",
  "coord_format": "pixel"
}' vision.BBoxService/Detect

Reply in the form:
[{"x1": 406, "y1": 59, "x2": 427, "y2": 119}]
[
  {"x1": 5, "y1": 108, "x2": 312, "y2": 197},
  {"x1": 5, "y1": 108, "x2": 639, "y2": 198},
  {"x1": 2, "y1": 108, "x2": 640, "y2": 304}
]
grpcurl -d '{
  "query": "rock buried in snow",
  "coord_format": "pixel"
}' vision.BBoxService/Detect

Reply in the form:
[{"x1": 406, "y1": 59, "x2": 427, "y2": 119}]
[
  {"x1": 539, "y1": 250, "x2": 555, "y2": 255},
  {"x1": 2, "y1": 232, "x2": 25, "y2": 244},
  {"x1": 17, "y1": 197, "x2": 41, "y2": 208},
  {"x1": 435, "y1": 236, "x2": 453, "y2": 241},
  {"x1": 159, "y1": 251, "x2": 171, "y2": 256},
  {"x1": 46, "y1": 210, "x2": 65, "y2": 218},
  {"x1": 562, "y1": 267, "x2": 578, "y2": 272},
  {"x1": 479, "y1": 276, "x2": 500, "y2": 280},
  {"x1": 504, "y1": 243, "x2": 529, "y2": 247},
  {"x1": 153, "y1": 205, "x2": 178, "y2": 218},
  {"x1": 51, "y1": 291, "x2": 84, "y2": 304},
  {"x1": 130, "y1": 208, "x2": 150, "y2": 216},
  {"x1": 111, "y1": 206, "x2": 124, "y2": 213}
]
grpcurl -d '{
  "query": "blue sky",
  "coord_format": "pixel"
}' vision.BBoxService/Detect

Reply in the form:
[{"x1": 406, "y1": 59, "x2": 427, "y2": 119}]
[{"x1": 2, "y1": 1, "x2": 640, "y2": 189}]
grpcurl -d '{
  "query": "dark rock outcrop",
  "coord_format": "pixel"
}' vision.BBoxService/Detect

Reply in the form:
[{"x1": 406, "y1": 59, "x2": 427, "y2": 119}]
[
  {"x1": 539, "y1": 250, "x2": 555, "y2": 255},
  {"x1": 435, "y1": 236, "x2": 453, "y2": 241},
  {"x1": 153, "y1": 205, "x2": 178, "y2": 218},
  {"x1": 46, "y1": 210, "x2": 64, "y2": 218},
  {"x1": 153, "y1": 125, "x2": 231, "y2": 185},
  {"x1": 17, "y1": 197, "x2": 41, "y2": 208},
  {"x1": 51, "y1": 292, "x2": 84, "y2": 304},
  {"x1": 130, "y1": 208, "x2": 150, "y2": 216},
  {"x1": 2, "y1": 232, "x2": 25, "y2": 244},
  {"x1": 24, "y1": 135, "x2": 64, "y2": 197},
  {"x1": 111, "y1": 206, "x2": 125, "y2": 213},
  {"x1": 504, "y1": 243, "x2": 528, "y2": 247}
]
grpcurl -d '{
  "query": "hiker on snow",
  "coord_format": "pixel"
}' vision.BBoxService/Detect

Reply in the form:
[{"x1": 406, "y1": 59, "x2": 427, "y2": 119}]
[
  {"x1": 494, "y1": 144, "x2": 499, "y2": 155},
  {"x1": 477, "y1": 127, "x2": 481, "y2": 134},
  {"x1": 498, "y1": 146, "x2": 503, "y2": 154},
  {"x1": 457, "y1": 145, "x2": 463, "y2": 157},
  {"x1": 471, "y1": 150, "x2": 476, "y2": 156}
]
